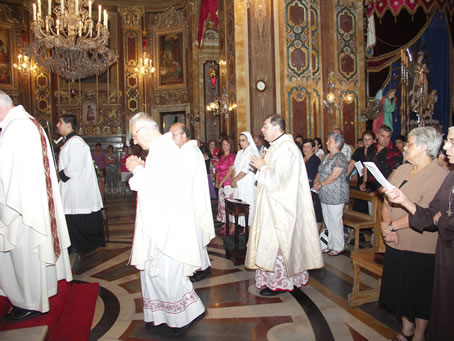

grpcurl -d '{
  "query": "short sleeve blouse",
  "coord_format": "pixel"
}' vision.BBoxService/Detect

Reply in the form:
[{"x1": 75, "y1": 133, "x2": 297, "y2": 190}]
[{"x1": 318, "y1": 152, "x2": 349, "y2": 205}]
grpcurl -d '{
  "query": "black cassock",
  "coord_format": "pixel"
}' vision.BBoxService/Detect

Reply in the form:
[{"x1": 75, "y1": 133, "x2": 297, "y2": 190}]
[{"x1": 409, "y1": 171, "x2": 454, "y2": 341}]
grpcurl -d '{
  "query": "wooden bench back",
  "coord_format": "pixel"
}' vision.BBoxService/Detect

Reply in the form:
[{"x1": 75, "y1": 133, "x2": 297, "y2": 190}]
[{"x1": 345, "y1": 189, "x2": 385, "y2": 250}]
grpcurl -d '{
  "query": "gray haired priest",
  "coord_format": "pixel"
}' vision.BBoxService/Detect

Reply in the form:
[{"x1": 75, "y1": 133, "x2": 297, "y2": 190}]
[
  {"x1": 246, "y1": 114, "x2": 323, "y2": 296},
  {"x1": 0, "y1": 91, "x2": 72, "y2": 320},
  {"x1": 126, "y1": 113, "x2": 205, "y2": 336}
]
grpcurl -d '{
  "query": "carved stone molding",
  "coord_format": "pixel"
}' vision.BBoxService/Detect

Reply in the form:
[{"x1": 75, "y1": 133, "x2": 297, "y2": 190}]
[
  {"x1": 0, "y1": 4, "x2": 19, "y2": 23},
  {"x1": 118, "y1": 6, "x2": 144, "y2": 29},
  {"x1": 152, "y1": 7, "x2": 186, "y2": 29},
  {"x1": 154, "y1": 89, "x2": 188, "y2": 105}
]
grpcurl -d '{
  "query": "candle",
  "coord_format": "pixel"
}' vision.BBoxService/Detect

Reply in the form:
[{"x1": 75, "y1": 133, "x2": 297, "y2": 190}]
[
  {"x1": 98, "y1": 5, "x2": 101, "y2": 22},
  {"x1": 48, "y1": 0, "x2": 51, "y2": 16},
  {"x1": 88, "y1": 0, "x2": 91, "y2": 18},
  {"x1": 33, "y1": 3, "x2": 36, "y2": 20},
  {"x1": 61, "y1": 0, "x2": 64, "y2": 15},
  {"x1": 37, "y1": 0, "x2": 41, "y2": 17},
  {"x1": 103, "y1": 10, "x2": 106, "y2": 27},
  {"x1": 106, "y1": 13, "x2": 108, "y2": 27},
  {"x1": 56, "y1": 18, "x2": 59, "y2": 35},
  {"x1": 75, "y1": 0, "x2": 78, "y2": 16}
]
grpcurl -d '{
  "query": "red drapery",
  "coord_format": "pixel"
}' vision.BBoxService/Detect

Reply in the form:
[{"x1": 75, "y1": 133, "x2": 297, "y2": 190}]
[
  {"x1": 198, "y1": 0, "x2": 218, "y2": 47},
  {"x1": 366, "y1": 0, "x2": 454, "y2": 18}
]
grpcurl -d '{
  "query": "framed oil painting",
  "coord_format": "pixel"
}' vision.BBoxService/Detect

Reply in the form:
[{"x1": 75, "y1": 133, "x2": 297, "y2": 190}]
[
  {"x1": 156, "y1": 30, "x2": 185, "y2": 88},
  {"x1": 0, "y1": 23, "x2": 17, "y2": 89},
  {"x1": 82, "y1": 101, "x2": 97, "y2": 124}
]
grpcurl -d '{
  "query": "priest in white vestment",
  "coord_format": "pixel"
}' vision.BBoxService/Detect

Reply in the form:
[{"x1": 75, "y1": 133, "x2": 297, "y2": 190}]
[
  {"x1": 170, "y1": 123, "x2": 215, "y2": 282},
  {"x1": 246, "y1": 114, "x2": 324, "y2": 296},
  {"x1": 0, "y1": 91, "x2": 72, "y2": 319},
  {"x1": 127, "y1": 113, "x2": 205, "y2": 335},
  {"x1": 231, "y1": 132, "x2": 259, "y2": 227},
  {"x1": 56, "y1": 115, "x2": 105, "y2": 255}
]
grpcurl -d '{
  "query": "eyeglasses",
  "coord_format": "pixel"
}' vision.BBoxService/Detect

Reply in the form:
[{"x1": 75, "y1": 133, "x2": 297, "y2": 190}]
[
  {"x1": 445, "y1": 138, "x2": 454, "y2": 146},
  {"x1": 131, "y1": 126, "x2": 146, "y2": 140}
]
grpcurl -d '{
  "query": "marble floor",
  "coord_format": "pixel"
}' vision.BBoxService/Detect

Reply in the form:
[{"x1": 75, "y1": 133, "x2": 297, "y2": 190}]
[{"x1": 72, "y1": 194, "x2": 400, "y2": 341}]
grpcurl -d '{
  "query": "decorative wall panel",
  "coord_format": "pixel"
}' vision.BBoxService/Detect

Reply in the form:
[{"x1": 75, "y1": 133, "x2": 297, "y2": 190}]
[
  {"x1": 335, "y1": 0, "x2": 365, "y2": 142},
  {"x1": 285, "y1": 0, "x2": 322, "y2": 137},
  {"x1": 124, "y1": 30, "x2": 140, "y2": 116},
  {"x1": 248, "y1": 0, "x2": 275, "y2": 135},
  {"x1": 336, "y1": 1, "x2": 359, "y2": 84},
  {"x1": 34, "y1": 71, "x2": 52, "y2": 123}
]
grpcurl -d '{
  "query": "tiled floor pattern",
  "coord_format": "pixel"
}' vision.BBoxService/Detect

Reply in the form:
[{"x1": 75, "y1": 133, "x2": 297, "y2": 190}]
[{"x1": 71, "y1": 194, "x2": 399, "y2": 340}]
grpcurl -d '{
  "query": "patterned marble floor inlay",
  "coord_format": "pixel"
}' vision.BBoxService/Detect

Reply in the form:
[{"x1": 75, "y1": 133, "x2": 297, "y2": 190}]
[{"x1": 72, "y1": 194, "x2": 401, "y2": 340}]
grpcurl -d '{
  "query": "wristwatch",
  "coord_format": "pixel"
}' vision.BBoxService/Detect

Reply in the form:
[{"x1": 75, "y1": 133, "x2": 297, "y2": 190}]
[{"x1": 388, "y1": 223, "x2": 396, "y2": 232}]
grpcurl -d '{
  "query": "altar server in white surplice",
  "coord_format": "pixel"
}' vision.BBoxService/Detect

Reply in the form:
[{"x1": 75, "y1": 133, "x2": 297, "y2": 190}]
[
  {"x1": 231, "y1": 131, "x2": 259, "y2": 227},
  {"x1": 0, "y1": 91, "x2": 72, "y2": 320},
  {"x1": 246, "y1": 114, "x2": 324, "y2": 297},
  {"x1": 170, "y1": 123, "x2": 215, "y2": 283},
  {"x1": 126, "y1": 113, "x2": 205, "y2": 335},
  {"x1": 56, "y1": 114, "x2": 105, "y2": 255}
]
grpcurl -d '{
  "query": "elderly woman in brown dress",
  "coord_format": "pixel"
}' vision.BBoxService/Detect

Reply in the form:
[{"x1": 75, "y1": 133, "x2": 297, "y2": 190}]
[
  {"x1": 385, "y1": 126, "x2": 454, "y2": 341},
  {"x1": 380, "y1": 127, "x2": 447, "y2": 341}
]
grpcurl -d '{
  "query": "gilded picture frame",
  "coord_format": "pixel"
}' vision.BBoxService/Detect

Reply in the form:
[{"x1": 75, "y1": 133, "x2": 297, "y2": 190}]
[
  {"x1": 82, "y1": 100, "x2": 97, "y2": 124},
  {"x1": 155, "y1": 28, "x2": 186, "y2": 89},
  {"x1": 0, "y1": 23, "x2": 17, "y2": 90}
]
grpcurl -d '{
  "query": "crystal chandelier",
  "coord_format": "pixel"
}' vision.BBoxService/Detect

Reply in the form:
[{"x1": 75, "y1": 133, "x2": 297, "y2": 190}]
[
  {"x1": 206, "y1": 89, "x2": 237, "y2": 120},
  {"x1": 134, "y1": 52, "x2": 155, "y2": 75},
  {"x1": 13, "y1": 54, "x2": 37, "y2": 74},
  {"x1": 24, "y1": 0, "x2": 117, "y2": 80},
  {"x1": 323, "y1": 71, "x2": 354, "y2": 115}
]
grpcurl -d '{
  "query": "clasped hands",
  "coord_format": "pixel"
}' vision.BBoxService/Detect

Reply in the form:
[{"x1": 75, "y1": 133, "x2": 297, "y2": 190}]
[{"x1": 125, "y1": 155, "x2": 145, "y2": 173}]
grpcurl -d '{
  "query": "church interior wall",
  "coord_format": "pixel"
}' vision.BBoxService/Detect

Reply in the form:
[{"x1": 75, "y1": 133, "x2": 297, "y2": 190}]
[{"x1": 0, "y1": 0, "x2": 452, "y2": 146}]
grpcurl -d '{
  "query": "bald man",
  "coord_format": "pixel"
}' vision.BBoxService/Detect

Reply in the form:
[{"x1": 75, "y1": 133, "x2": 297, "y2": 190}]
[{"x1": 169, "y1": 123, "x2": 215, "y2": 282}]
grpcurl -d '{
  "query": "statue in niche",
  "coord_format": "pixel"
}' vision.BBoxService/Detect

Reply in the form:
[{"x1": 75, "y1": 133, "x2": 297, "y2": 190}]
[
  {"x1": 86, "y1": 105, "x2": 95, "y2": 122},
  {"x1": 423, "y1": 89, "x2": 438, "y2": 121},
  {"x1": 409, "y1": 51, "x2": 429, "y2": 113}
]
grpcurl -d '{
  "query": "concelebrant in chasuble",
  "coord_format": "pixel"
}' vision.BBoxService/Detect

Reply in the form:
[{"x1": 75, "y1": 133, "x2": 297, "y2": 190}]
[
  {"x1": 246, "y1": 114, "x2": 324, "y2": 296},
  {"x1": 126, "y1": 113, "x2": 205, "y2": 335},
  {"x1": 0, "y1": 91, "x2": 72, "y2": 320}
]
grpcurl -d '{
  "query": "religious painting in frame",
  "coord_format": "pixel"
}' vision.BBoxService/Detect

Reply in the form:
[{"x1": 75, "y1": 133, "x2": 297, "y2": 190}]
[
  {"x1": 0, "y1": 23, "x2": 17, "y2": 90},
  {"x1": 82, "y1": 101, "x2": 97, "y2": 124},
  {"x1": 156, "y1": 29, "x2": 186, "y2": 89}
]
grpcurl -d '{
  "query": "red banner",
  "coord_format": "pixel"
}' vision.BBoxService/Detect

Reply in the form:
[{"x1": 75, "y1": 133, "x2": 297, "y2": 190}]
[
  {"x1": 198, "y1": 0, "x2": 219, "y2": 47},
  {"x1": 366, "y1": 0, "x2": 454, "y2": 18}
]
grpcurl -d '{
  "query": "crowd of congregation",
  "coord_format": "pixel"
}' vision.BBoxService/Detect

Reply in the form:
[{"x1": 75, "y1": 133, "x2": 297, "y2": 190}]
[{"x1": 190, "y1": 123, "x2": 453, "y2": 341}]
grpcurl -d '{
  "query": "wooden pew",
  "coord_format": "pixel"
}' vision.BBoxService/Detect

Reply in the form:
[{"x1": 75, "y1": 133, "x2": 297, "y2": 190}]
[
  {"x1": 343, "y1": 189, "x2": 383, "y2": 251},
  {"x1": 348, "y1": 248, "x2": 383, "y2": 306},
  {"x1": 345, "y1": 189, "x2": 386, "y2": 307}
]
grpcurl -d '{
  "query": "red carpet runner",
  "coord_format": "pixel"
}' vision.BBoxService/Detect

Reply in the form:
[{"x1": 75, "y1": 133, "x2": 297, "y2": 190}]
[{"x1": 0, "y1": 280, "x2": 99, "y2": 341}]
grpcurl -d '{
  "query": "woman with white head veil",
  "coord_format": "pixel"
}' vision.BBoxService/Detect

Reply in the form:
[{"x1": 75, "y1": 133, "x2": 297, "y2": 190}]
[{"x1": 230, "y1": 132, "x2": 260, "y2": 229}]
